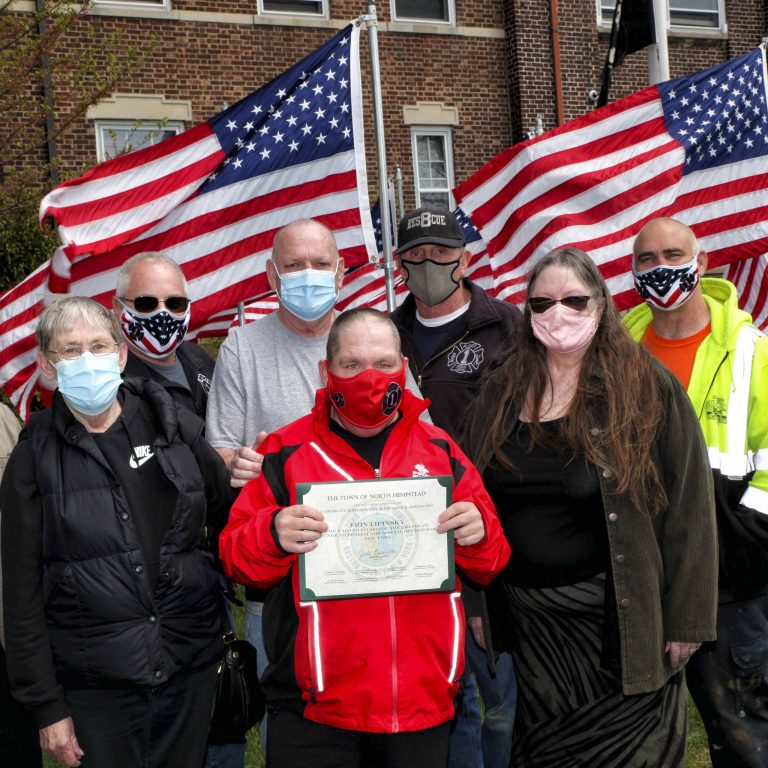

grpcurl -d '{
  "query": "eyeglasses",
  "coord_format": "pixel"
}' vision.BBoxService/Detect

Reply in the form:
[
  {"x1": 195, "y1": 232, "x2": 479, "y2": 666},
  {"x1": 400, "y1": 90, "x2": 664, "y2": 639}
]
[
  {"x1": 122, "y1": 295, "x2": 190, "y2": 314},
  {"x1": 48, "y1": 342, "x2": 119, "y2": 361},
  {"x1": 528, "y1": 295, "x2": 594, "y2": 314}
]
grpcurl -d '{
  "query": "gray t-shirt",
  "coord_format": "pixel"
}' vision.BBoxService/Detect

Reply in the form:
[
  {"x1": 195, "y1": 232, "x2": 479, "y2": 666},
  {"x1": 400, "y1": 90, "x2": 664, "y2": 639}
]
[
  {"x1": 207, "y1": 313, "x2": 328, "y2": 448},
  {"x1": 206, "y1": 312, "x2": 427, "y2": 449},
  {"x1": 144, "y1": 358, "x2": 191, "y2": 390}
]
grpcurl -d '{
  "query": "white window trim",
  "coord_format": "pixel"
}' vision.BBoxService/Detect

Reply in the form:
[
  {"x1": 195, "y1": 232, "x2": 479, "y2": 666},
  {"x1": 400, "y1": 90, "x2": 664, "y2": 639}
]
[
  {"x1": 257, "y1": 0, "x2": 329, "y2": 20},
  {"x1": 94, "y1": 119, "x2": 186, "y2": 163},
  {"x1": 93, "y1": 0, "x2": 170, "y2": 10},
  {"x1": 596, "y1": 0, "x2": 727, "y2": 37},
  {"x1": 391, "y1": 0, "x2": 455, "y2": 27},
  {"x1": 411, "y1": 126, "x2": 455, "y2": 210}
]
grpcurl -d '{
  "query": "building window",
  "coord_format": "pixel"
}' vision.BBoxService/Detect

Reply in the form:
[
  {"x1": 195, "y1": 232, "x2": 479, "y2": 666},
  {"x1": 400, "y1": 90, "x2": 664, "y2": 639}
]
[
  {"x1": 259, "y1": 0, "x2": 326, "y2": 18},
  {"x1": 599, "y1": 0, "x2": 722, "y2": 30},
  {"x1": 411, "y1": 128, "x2": 454, "y2": 209},
  {"x1": 95, "y1": 120, "x2": 184, "y2": 162},
  {"x1": 93, "y1": 0, "x2": 170, "y2": 9},
  {"x1": 393, "y1": 0, "x2": 452, "y2": 24}
]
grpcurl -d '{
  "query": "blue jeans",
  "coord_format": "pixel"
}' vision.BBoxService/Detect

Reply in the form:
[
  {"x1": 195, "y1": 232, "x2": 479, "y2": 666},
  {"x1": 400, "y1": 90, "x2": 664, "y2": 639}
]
[
  {"x1": 447, "y1": 662, "x2": 484, "y2": 768},
  {"x1": 687, "y1": 594, "x2": 768, "y2": 768},
  {"x1": 448, "y1": 627, "x2": 517, "y2": 768},
  {"x1": 246, "y1": 599, "x2": 269, "y2": 753},
  {"x1": 203, "y1": 742, "x2": 247, "y2": 768}
]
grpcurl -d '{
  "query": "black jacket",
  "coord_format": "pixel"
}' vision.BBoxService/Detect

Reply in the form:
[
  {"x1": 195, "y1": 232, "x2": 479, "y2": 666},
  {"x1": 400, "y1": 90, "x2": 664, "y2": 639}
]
[
  {"x1": 390, "y1": 279, "x2": 522, "y2": 440},
  {"x1": 391, "y1": 280, "x2": 521, "y2": 637},
  {"x1": 123, "y1": 341, "x2": 214, "y2": 420},
  {"x1": 1, "y1": 379, "x2": 233, "y2": 727}
]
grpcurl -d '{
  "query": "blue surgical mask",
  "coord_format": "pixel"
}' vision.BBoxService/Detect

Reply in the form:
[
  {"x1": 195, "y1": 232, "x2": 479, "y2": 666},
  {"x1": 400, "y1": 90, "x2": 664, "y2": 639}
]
[
  {"x1": 54, "y1": 352, "x2": 122, "y2": 416},
  {"x1": 275, "y1": 264, "x2": 339, "y2": 322}
]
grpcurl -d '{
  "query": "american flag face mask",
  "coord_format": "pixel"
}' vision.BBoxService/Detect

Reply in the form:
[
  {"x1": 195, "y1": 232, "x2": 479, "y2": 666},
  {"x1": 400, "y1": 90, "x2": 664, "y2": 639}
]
[
  {"x1": 632, "y1": 256, "x2": 700, "y2": 312},
  {"x1": 119, "y1": 302, "x2": 191, "y2": 359}
]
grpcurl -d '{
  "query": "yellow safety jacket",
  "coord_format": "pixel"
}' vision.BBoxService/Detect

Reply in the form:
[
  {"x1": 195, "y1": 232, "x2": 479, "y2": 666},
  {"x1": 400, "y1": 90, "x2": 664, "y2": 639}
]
[{"x1": 624, "y1": 278, "x2": 768, "y2": 601}]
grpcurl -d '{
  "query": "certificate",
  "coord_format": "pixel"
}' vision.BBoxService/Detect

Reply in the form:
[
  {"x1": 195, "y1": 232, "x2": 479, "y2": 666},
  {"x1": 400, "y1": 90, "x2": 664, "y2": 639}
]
[{"x1": 297, "y1": 476, "x2": 454, "y2": 601}]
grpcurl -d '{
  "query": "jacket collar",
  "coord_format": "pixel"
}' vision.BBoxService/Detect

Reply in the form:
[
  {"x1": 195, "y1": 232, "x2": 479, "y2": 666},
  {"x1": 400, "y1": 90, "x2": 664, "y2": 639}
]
[
  {"x1": 52, "y1": 377, "x2": 180, "y2": 446},
  {"x1": 309, "y1": 386, "x2": 430, "y2": 463},
  {"x1": 623, "y1": 277, "x2": 751, "y2": 353}
]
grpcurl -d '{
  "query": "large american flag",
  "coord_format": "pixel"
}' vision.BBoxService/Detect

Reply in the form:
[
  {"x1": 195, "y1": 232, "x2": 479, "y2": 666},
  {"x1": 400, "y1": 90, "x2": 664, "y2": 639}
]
[
  {"x1": 0, "y1": 23, "x2": 376, "y2": 419},
  {"x1": 455, "y1": 45, "x2": 768, "y2": 310}
]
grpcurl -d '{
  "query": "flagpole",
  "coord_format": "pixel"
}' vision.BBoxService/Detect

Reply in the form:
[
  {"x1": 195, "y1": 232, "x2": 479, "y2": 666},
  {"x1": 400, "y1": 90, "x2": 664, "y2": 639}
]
[
  {"x1": 648, "y1": 0, "x2": 670, "y2": 83},
  {"x1": 395, "y1": 165, "x2": 405, "y2": 221},
  {"x1": 597, "y1": 0, "x2": 623, "y2": 108},
  {"x1": 362, "y1": 4, "x2": 396, "y2": 313}
]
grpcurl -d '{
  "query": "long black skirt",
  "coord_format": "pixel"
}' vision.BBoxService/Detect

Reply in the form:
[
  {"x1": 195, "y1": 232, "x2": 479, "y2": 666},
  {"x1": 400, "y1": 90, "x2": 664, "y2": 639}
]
[{"x1": 504, "y1": 574, "x2": 688, "y2": 768}]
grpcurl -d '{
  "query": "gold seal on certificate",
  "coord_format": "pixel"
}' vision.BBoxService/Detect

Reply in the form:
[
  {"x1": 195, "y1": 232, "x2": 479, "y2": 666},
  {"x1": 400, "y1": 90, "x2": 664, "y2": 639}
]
[{"x1": 297, "y1": 476, "x2": 454, "y2": 600}]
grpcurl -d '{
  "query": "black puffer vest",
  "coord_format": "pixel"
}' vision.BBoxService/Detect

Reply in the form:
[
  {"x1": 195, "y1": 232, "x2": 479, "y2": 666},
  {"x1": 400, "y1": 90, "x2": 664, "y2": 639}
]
[{"x1": 27, "y1": 379, "x2": 222, "y2": 688}]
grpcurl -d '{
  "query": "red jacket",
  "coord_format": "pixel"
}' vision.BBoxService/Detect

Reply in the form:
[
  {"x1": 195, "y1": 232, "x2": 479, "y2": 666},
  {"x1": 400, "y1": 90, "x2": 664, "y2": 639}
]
[{"x1": 220, "y1": 388, "x2": 510, "y2": 734}]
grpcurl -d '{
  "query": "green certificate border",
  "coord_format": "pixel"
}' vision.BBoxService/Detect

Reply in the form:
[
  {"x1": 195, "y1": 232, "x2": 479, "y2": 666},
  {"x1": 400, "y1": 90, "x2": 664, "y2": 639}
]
[{"x1": 297, "y1": 476, "x2": 454, "y2": 601}]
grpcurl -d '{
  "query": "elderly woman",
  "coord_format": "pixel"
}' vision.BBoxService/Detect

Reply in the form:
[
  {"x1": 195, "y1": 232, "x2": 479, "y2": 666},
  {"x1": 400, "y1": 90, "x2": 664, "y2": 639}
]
[
  {"x1": 463, "y1": 247, "x2": 718, "y2": 767},
  {"x1": 1, "y1": 297, "x2": 233, "y2": 768}
]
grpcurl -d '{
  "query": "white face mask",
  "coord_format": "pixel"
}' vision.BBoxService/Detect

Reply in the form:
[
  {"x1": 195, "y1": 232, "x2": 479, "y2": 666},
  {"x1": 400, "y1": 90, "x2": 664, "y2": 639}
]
[{"x1": 633, "y1": 255, "x2": 700, "y2": 312}]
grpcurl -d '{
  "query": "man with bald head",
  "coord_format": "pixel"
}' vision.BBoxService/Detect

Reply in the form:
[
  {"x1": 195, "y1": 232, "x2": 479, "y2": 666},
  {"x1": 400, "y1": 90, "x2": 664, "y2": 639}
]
[
  {"x1": 623, "y1": 216, "x2": 768, "y2": 768},
  {"x1": 206, "y1": 219, "x2": 344, "y2": 731}
]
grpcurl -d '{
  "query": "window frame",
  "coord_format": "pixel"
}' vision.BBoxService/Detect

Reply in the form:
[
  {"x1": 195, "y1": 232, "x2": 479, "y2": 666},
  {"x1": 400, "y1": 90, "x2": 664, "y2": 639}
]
[
  {"x1": 391, "y1": 0, "x2": 455, "y2": 26},
  {"x1": 92, "y1": 0, "x2": 170, "y2": 10},
  {"x1": 411, "y1": 127, "x2": 455, "y2": 211},
  {"x1": 94, "y1": 119, "x2": 186, "y2": 163},
  {"x1": 596, "y1": 0, "x2": 726, "y2": 34},
  {"x1": 257, "y1": 0, "x2": 329, "y2": 20}
]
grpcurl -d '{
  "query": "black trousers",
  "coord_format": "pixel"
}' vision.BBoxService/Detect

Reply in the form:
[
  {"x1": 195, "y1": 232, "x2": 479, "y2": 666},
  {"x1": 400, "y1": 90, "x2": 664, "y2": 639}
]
[
  {"x1": 687, "y1": 594, "x2": 768, "y2": 768},
  {"x1": 65, "y1": 662, "x2": 218, "y2": 768},
  {"x1": 266, "y1": 706, "x2": 450, "y2": 768},
  {"x1": 0, "y1": 644, "x2": 41, "y2": 767}
]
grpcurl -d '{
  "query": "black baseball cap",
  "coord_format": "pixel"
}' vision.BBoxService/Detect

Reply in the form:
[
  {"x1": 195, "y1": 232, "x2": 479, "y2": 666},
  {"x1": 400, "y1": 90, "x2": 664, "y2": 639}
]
[{"x1": 396, "y1": 206, "x2": 466, "y2": 255}]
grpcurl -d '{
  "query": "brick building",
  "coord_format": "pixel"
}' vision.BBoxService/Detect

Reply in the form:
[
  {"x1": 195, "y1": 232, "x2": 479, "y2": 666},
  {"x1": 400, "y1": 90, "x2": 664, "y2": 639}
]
[{"x1": 8, "y1": 0, "x2": 768, "y2": 212}]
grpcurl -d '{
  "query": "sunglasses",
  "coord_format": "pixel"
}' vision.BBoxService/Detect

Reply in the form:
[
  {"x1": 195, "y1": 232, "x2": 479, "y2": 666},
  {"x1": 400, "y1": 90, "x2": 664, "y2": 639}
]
[
  {"x1": 528, "y1": 295, "x2": 593, "y2": 314},
  {"x1": 123, "y1": 295, "x2": 190, "y2": 314}
]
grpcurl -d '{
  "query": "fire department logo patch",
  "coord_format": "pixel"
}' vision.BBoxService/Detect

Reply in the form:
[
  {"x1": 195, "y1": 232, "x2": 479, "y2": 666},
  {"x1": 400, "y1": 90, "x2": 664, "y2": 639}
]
[
  {"x1": 447, "y1": 340, "x2": 485, "y2": 374},
  {"x1": 381, "y1": 382, "x2": 402, "y2": 415}
]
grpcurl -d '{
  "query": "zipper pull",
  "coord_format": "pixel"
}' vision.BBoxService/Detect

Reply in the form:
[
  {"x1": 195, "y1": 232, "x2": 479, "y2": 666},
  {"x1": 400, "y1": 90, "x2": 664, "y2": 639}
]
[
  {"x1": 375, "y1": 468, "x2": 381, "y2": 478},
  {"x1": 417, "y1": 374, "x2": 422, "y2": 388}
]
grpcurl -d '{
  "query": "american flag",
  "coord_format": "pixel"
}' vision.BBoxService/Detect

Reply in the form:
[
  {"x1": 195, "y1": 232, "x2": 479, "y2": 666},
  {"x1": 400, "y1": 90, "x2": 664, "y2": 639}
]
[
  {"x1": 455, "y1": 45, "x2": 768, "y2": 310},
  {"x1": 723, "y1": 255, "x2": 768, "y2": 331},
  {"x1": 1, "y1": 23, "x2": 376, "y2": 419}
]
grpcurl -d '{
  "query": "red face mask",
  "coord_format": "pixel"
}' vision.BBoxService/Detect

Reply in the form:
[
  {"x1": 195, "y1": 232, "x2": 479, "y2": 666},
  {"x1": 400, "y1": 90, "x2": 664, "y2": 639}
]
[{"x1": 325, "y1": 363, "x2": 407, "y2": 430}]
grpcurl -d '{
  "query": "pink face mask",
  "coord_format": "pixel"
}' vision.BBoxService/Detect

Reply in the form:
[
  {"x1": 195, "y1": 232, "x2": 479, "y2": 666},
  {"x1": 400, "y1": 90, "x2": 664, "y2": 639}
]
[{"x1": 530, "y1": 303, "x2": 599, "y2": 354}]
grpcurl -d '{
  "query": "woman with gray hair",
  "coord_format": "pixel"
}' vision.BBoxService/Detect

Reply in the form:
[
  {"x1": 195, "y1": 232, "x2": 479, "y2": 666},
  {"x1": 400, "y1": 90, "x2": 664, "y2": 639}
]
[{"x1": 1, "y1": 296, "x2": 233, "y2": 768}]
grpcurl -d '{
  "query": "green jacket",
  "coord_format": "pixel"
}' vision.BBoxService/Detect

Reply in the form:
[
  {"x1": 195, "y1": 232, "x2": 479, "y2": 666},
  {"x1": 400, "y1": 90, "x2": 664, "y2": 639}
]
[
  {"x1": 462, "y1": 359, "x2": 717, "y2": 695},
  {"x1": 624, "y1": 278, "x2": 768, "y2": 601}
]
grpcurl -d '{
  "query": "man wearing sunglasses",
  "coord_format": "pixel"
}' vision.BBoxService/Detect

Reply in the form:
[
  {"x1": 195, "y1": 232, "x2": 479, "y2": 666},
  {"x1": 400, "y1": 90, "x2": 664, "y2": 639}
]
[
  {"x1": 113, "y1": 253, "x2": 243, "y2": 768},
  {"x1": 624, "y1": 216, "x2": 768, "y2": 768},
  {"x1": 113, "y1": 252, "x2": 214, "y2": 421},
  {"x1": 390, "y1": 206, "x2": 521, "y2": 768}
]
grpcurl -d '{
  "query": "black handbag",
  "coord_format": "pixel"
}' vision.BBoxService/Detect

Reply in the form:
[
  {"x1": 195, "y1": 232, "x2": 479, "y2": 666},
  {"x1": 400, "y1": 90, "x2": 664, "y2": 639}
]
[{"x1": 209, "y1": 631, "x2": 266, "y2": 744}]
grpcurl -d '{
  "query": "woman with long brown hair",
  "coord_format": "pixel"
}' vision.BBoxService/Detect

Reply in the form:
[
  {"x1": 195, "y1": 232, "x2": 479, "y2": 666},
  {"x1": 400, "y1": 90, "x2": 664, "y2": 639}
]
[{"x1": 462, "y1": 247, "x2": 718, "y2": 767}]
